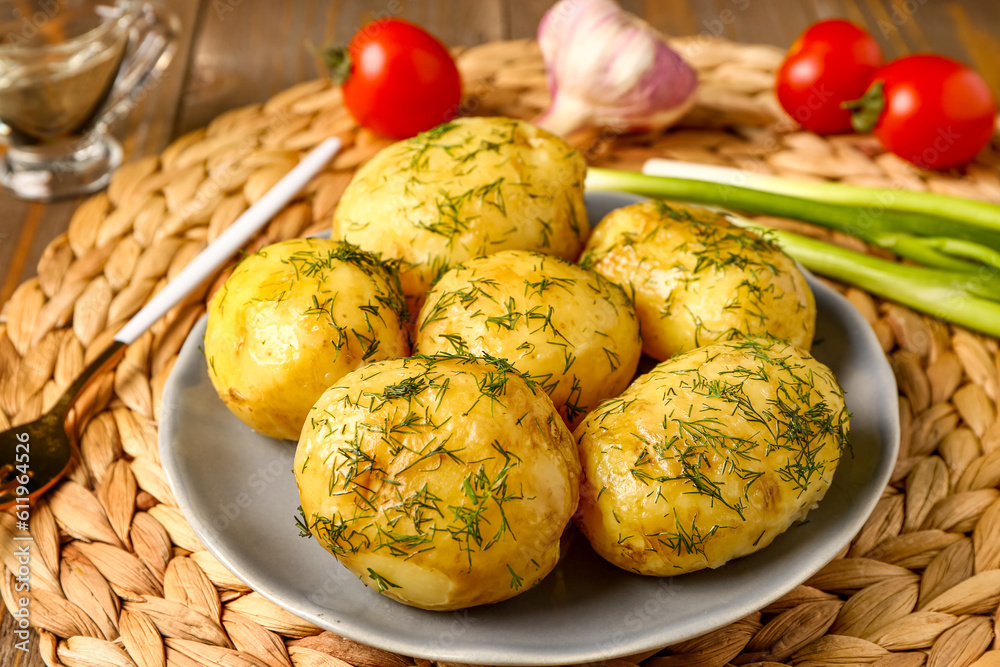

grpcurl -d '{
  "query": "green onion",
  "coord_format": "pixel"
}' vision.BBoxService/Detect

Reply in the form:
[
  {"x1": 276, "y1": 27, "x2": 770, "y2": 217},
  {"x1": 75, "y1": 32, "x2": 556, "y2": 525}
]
[
  {"x1": 586, "y1": 165, "x2": 1000, "y2": 272},
  {"x1": 729, "y1": 215, "x2": 1000, "y2": 339},
  {"x1": 584, "y1": 164, "x2": 1000, "y2": 337},
  {"x1": 641, "y1": 158, "x2": 1000, "y2": 233}
]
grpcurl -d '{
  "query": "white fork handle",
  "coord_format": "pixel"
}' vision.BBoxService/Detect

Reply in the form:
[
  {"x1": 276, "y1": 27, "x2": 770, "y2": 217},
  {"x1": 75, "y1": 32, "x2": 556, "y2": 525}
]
[{"x1": 114, "y1": 137, "x2": 342, "y2": 345}]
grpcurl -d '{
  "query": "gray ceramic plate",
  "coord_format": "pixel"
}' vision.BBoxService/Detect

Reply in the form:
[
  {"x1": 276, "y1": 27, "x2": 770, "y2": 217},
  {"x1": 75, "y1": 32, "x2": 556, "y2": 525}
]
[{"x1": 160, "y1": 191, "x2": 899, "y2": 665}]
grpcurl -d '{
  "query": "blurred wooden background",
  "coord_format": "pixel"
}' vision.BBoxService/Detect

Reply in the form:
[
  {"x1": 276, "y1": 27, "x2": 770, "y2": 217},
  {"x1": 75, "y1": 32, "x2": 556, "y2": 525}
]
[{"x1": 0, "y1": 2, "x2": 998, "y2": 660}]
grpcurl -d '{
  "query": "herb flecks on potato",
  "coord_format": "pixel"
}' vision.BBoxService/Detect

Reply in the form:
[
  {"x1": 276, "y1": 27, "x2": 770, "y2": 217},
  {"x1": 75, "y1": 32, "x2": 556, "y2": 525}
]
[
  {"x1": 581, "y1": 200, "x2": 815, "y2": 360},
  {"x1": 294, "y1": 354, "x2": 581, "y2": 610},
  {"x1": 416, "y1": 250, "x2": 641, "y2": 428},
  {"x1": 205, "y1": 238, "x2": 409, "y2": 441},
  {"x1": 574, "y1": 337, "x2": 850, "y2": 576},
  {"x1": 333, "y1": 117, "x2": 589, "y2": 311}
]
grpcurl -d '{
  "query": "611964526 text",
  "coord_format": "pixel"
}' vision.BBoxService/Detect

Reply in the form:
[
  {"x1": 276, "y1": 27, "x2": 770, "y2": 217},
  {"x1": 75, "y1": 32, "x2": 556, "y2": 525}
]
[{"x1": 10, "y1": 431, "x2": 32, "y2": 652}]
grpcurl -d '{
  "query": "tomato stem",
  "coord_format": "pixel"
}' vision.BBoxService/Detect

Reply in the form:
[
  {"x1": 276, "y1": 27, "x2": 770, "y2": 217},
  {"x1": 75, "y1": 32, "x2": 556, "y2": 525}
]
[
  {"x1": 321, "y1": 46, "x2": 352, "y2": 86},
  {"x1": 842, "y1": 80, "x2": 885, "y2": 134}
]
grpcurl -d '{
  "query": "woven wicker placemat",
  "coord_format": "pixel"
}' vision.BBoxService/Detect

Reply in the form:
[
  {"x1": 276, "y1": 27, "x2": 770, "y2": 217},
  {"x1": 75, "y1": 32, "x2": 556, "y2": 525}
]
[{"x1": 2, "y1": 36, "x2": 1000, "y2": 667}]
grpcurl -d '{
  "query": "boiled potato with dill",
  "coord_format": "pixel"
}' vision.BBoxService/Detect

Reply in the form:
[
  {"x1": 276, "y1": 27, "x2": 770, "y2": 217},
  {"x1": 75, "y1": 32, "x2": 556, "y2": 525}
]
[
  {"x1": 581, "y1": 200, "x2": 815, "y2": 360},
  {"x1": 333, "y1": 117, "x2": 589, "y2": 310},
  {"x1": 205, "y1": 239, "x2": 409, "y2": 441},
  {"x1": 574, "y1": 337, "x2": 849, "y2": 576},
  {"x1": 415, "y1": 250, "x2": 641, "y2": 428},
  {"x1": 294, "y1": 354, "x2": 581, "y2": 610}
]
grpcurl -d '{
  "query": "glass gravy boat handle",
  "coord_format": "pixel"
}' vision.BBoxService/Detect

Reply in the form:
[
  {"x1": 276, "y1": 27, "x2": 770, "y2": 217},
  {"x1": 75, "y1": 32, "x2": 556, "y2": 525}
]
[{"x1": 95, "y1": 2, "x2": 180, "y2": 133}]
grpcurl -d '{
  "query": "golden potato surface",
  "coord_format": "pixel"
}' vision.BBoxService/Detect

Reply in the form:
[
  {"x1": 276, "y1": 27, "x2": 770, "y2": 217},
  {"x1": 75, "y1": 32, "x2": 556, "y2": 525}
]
[
  {"x1": 205, "y1": 239, "x2": 409, "y2": 441},
  {"x1": 581, "y1": 200, "x2": 815, "y2": 360},
  {"x1": 415, "y1": 250, "x2": 641, "y2": 428},
  {"x1": 294, "y1": 355, "x2": 581, "y2": 610},
  {"x1": 333, "y1": 117, "x2": 589, "y2": 310},
  {"x1": 574, "y1": 338, "x2": 849, "y2": 576}
]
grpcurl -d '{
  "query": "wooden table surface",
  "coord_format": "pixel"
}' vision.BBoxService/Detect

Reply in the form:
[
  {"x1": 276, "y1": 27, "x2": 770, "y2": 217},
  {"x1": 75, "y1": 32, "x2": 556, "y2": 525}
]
[{"x1": 1, "y1": 0, "x2": 998, "y2": 664}]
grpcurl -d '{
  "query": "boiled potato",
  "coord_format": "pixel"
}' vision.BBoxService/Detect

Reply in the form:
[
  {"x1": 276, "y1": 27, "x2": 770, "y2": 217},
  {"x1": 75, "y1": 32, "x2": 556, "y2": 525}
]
[
  {"x1": 581, "y1": 200, "x2": 815, "y2": 360},
  {"x1": 333, "y1": 117, "x2": 589, "y2": 310},
  {"x1": 574, "y1": 337, "x2": 849, "y2": 576},
  {"x1": 294, "y1": 355, "x2": 581, "y2": 610},
  {"x1": 415, "y1": 250, "x2": 641, "y2": 428},
  {"x1": 205, "y1": 239, "x2": 409, "y2": 441}
]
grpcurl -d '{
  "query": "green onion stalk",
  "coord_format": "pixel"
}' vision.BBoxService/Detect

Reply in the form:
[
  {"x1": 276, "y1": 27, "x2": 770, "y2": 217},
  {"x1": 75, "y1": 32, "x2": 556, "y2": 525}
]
[
  {"x1": 585, "y1": 165, "x2": 1000, "y2": 338},
  {"x1": 639, "y1": 158, "x2": 1000, "y2": 233},
  {"x1": 587, "y1": 166, "x2": 1000, "y2": 271}
]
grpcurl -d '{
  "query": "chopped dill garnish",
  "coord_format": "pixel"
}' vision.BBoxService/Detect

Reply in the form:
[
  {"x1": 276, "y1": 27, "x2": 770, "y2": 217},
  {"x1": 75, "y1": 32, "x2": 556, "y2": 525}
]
[
  {"x1": 508, "y1": 564, "x2": 524, "y2": 590},
  {"x1": 366, "y1": 568, "x2": 402, "y2": 592}
]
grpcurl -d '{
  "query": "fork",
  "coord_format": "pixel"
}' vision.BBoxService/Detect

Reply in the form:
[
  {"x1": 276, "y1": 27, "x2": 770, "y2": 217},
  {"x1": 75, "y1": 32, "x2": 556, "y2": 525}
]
[{"x1": 0, "y1": 137, "x2": 342, "y2": 509}]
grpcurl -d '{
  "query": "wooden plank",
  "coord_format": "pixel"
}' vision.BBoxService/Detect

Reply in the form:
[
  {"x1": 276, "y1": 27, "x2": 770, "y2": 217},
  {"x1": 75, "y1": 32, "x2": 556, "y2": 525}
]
[
  {"x1": 838, "y1": 0, "x2": 874, "y2": 29},
  {"x1": 506, "y1": 0, "x2": 554, "y2": 40},
  {"x1": 426, "y1": 0, "x2": 507, "y2": 44},
  {"x1": 948, "y1": 2, "x2": 1000, "y2": 99},
  {"x1": 284, "y1": 0, "x2": 320, "y2": 91},
  {"x1": 809, "y1": 0, "x2": 852, "y2": 21},
  {"x1": 125, "y1": 0, "x2": 206, "y2": 156},
  {"x1": 760, "y1": 0, "x2": 820, "y2": 47},
  {"x1": 0, "y1": 605, "x2": 43, "y2": 667},
  {"x1": 178, "y1": 0, "x2": 330, "y2": 132},
  {"x1": 862, "y1": 0, "x2": 913, "y2": 56},
  {"x1": 721, "y1": 0, "x2": 815, "y2": 46},
  {"x1": 175, "y1": 1, "x2": 273, "y2": 133},
  {"x1": 885, "y1": 0, "x2": 977, "y2": 63},
  {"x1": 643, "y1": 0, "x2": 699, "y2": 37},
  {"x1": 0, "y1": 196, "x2": 31, "y2": 306},
  {"x1": 839, "y1": 0, "x2": 885, "y2": 54},
  {"x1": 885, "y1": 0, "x2": 933, "y2": 51},
  {"x1": 0, "y1": 201, "x2": 50, "y2": 306}
]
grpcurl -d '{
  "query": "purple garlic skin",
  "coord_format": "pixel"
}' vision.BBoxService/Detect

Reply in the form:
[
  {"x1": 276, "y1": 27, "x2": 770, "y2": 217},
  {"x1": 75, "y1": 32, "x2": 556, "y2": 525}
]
[{"x1": 536, "y1": 0, "x2": 698, "y2": 135}]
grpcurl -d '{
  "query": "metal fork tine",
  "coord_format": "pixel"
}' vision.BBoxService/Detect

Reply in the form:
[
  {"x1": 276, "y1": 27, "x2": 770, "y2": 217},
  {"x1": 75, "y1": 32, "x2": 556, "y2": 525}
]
[{"x1": 0, "y1": 342, "x2": 126, "y2": 511}]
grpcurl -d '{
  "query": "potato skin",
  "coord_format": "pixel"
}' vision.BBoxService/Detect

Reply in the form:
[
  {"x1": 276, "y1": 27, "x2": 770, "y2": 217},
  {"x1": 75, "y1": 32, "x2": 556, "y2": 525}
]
[
  {"x1": 415, "y1": 250, "x2": 641, "y2": 428},
  {"x1": 574, "y1": 338, "x2": 849, "y2": 576},
  {"x1": 333, "y1": 117, "x2": 589, "y2": 310},
  {"x1": 581, "y1": 200, "x2": 815, "y2": 360},
  {"x1": 205, "y1": 239, "x2": 409, "y2": 441},
  {"x1": 294, "y1": 355, "x2": 581, "y2": 610}
]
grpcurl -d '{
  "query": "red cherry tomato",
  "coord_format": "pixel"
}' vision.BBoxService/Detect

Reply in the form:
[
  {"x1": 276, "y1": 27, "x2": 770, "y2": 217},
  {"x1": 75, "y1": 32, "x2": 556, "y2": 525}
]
[
  {"x1": 326, "y1": 19, "x2": 461, "y2": 139},
  {"x1": 776, "y1": 19, "x2": 884, "y2": 135},
  {"x1": 859, "y1": 55, "x2": 996, "y2": 169}
]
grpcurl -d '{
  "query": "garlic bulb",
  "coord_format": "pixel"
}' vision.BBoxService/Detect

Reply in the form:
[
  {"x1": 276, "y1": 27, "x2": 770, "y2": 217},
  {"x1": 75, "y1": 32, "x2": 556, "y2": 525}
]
[{"x1": 536, "y1": 0, "x2": 698, "y2": 136}]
